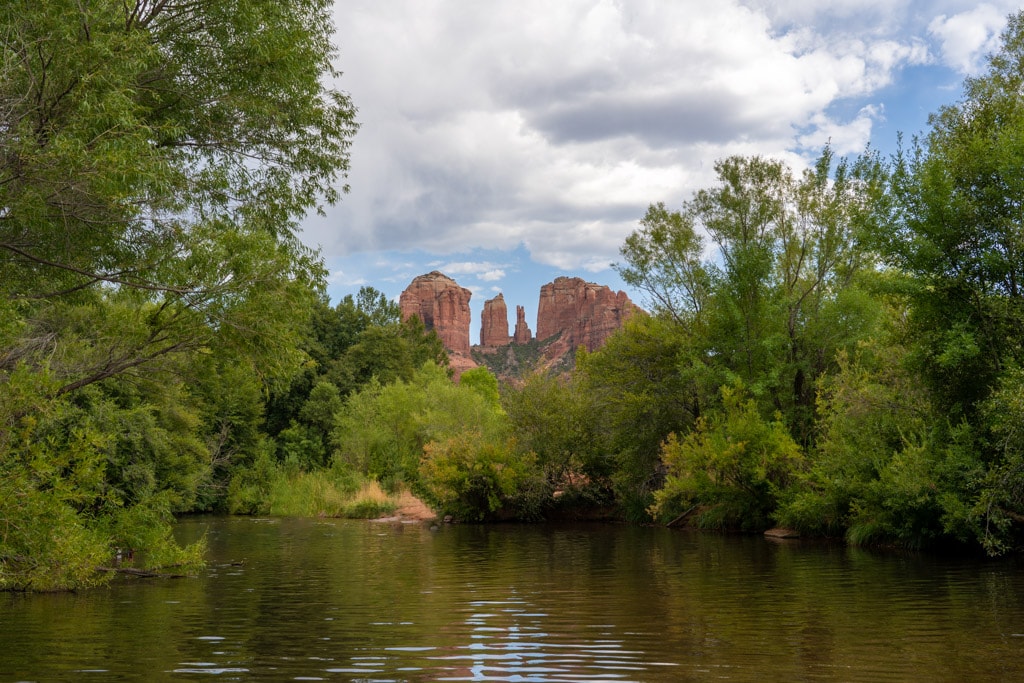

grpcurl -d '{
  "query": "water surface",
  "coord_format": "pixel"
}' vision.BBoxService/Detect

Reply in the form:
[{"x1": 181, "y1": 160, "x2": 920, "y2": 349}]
[{"x1": 2, "y1": 517, "x2": 1023, "y2": 681}]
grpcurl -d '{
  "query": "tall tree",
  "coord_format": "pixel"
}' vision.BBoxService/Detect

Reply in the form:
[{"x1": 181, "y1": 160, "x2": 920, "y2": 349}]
[
  {"x1": 862, "y1": 11, "x2": 1024, "y2": 551},
  {"x1": 881, "y1": 13, "x2": 1024, "y2": 417},
  {"x1": 617, "y1": 150, "x2": 884, "y2": 445},
  {"x1": 1, "y1": 0, "x2": 357, "y2": 392},
  {"x1": 0, "y1": 0, "x2": 357, "y2": 589}
]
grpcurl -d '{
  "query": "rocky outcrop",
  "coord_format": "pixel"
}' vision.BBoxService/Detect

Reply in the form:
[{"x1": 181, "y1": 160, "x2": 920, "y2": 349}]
[
  {"x1": 399, "y1": 271, "x2": 472, "y2": 357},
  {"x1": 536, "y1": 276, "x2": 639, "y2": 354},
  {"x1": 480, "y1": 294, "x2": 510, "y2": 348},
  {"x1": 513, "y1": 305, "x2": 532, "y2": 344},
  {"x1": 401, "y1": 272, "x2": 641, "y2": 381}
]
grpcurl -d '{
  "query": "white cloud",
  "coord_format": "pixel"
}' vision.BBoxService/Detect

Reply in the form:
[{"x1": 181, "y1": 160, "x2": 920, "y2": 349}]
[
  {"x1": 479, "y1": 270, "x2": 506, "y2": 282},
  {"x1": 307, "y1": 0, "x2": 1013, "y2": 277},
  {"x1": 326, "y1": 269, "x2": 366, "y2": 287},
  {"x1": 929, "y1": 4, "x2": 1010, "y2": 74},
  {"x1": 437, "y1": 261, "x2": 510, "y2": 282},
  {"x1": 798, "y1": 105, "x2": 884, "y2": 155}
]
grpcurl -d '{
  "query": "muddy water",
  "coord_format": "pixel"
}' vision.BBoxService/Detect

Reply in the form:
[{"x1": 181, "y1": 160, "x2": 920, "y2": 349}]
[{"x1": 2, "y1": 516, "x2": 1024, "y2": 681}]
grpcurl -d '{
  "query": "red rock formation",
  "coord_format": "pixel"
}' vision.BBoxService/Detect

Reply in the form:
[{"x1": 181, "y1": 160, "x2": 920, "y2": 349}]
[
  {"x1": 447, "y1": 354, "x2": 480, "y2": 380},
  {"x1": 513, "y1": 305, "x2": 532, "y2": 344},
  {"x1": 480, "y1": 294, "x2": 510, "y2": 347},
  {"x1": 399, "y1": 271, "x2": 472, "y2": 357},
  {"x1": 535, "y1": 276, "x2": 638, "y2": 354},
  {"x1": 400, "y1": 272, "x2": 639, "y2": 380}
]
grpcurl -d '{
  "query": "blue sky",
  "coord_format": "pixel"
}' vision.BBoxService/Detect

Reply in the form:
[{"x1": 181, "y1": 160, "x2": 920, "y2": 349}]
[{"x1": 301, "y1": 1, "x2": 1018, "y2": 344}]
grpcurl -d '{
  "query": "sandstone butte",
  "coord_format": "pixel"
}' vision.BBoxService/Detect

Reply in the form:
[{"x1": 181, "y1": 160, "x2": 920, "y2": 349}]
[
  {"x1": 399, "y1": 272, "x2": 640, "y2": 376},
  {"x1": 398, "y1": 271, "x2": 472, "y2": 357},
  {"x1": 535, "y1": 276, "x2": 639, "y2": 356}
]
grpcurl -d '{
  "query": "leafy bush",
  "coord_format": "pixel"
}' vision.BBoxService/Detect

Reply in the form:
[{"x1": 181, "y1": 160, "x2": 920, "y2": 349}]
[
  {"x1": 1, "y1": 375, "x2": 207, "y2": 590},
  {"x1": 0, "y1": 476, "x2": 111, "y2": 592},
  {"x1": 775, "y1": 348, "x2": 985, "y2": 549},
  {"x1": 226, "y1": 438, "x2": 280, "y2": 515},
  {"x1": 419, "y1": 432, "x2": 542, "y2": 521},
  {"x1": 332, "y1": 362, "x2": 510, "y2": 489},
  {"x1": 650, "y1": 384, "x2": 802, "y2": 531}
]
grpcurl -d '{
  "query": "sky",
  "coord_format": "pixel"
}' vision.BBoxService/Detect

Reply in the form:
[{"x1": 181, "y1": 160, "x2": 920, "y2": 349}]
[{"x1": 303, "y1": 0, "x2": 1019, "y2": 343}]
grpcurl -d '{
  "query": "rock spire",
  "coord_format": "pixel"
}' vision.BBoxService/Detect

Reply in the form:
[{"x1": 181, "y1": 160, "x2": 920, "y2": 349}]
[
  {"x1": 513, "y1": 305, "x2": 532, "y2": 344},
  {"x1": 480, "y1": 294, "x2": 510, "y2": 347}
]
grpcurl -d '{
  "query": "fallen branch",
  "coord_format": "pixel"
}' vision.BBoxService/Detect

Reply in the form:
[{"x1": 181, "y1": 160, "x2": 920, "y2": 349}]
[
  {"x1": 667, "y1": 505, "x2": 699, "y2": 528},
  {"x1": 94, "y1": 566, "x2": 192, "y2": 579}
]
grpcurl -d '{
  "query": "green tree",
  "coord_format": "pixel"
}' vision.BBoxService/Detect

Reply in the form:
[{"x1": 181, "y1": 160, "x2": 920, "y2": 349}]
[
  {"x1": 577, "y1": 315, "x2": 700, "y2": 519},
  {"x1": 327, "y1": 317, "x2": 448, "y2": 395},
  {"x1": 420, "y1": 433, "x2": 542, "y2": 522},
  {"x1": 878, "y1": 13, "x2": 1024, "y2": 418},
  {"x1": 978, "y1": 368, "x2": 1024, "y2": 553},
  {"x1": 854, "y1": 11, "x2": 1024, "y2": 552},
  {"x1": 332, "y1": 362, "x2": 508, "y2": 490},
  {"x1": 698, "y1": 152, "x2": 883, "y2": 439},
  {"x1": 187, "y1": 353, "x2": 267, "y2": 510},
  {"x1": 275, "y1": 380, "x2": 344, "y2": 470},
  {"x1": 0, "y1": 365, "x2": 209, "y2": 590},
  {"x1": 1, "y1": 0, "x2": 357, "y2": 589},
  {"x1": 601, "y1": 151, "x2": 882, "y2": 520},
  {"x1": 617, "y1": 202, "x2": 711, "y2": 326},
  {"x1": 502, "y1": 370, "x2": 609, "y2": 511},
  {"x1": 459, "y1": 367, "x2": 503, "y2": 409},
  {"x1": 617, "y1": 150, "x2": 884, "y2": 446},
  {"x1": 263, "y1": 288, "x2": 405, "y2": 439},
  {"x1": 776, "y1": 340, "x2": 985, "y2": 550},
  {"x1": 651, "y1": 384, "x2": 803, "y2": 531},
  {"x1": 330, "y1": 361, "x2": 549, "y2": 520},
  {"x1": 1, "y1": 0, "x2": 355, "y2": 387}
]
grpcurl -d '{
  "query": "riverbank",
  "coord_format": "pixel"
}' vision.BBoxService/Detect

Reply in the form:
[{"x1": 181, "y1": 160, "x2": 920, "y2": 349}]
[{"x1": 372, "y1": 491, "x2": 437, "y2": 523}]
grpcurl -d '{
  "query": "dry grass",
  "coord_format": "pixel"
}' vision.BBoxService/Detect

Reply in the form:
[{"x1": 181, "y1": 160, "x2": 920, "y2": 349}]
[
  {"x1": 342, "y1": 481, "x2": 398, "y2": 518},
  {"x1": 264, "y1": 471, "x2": 436, "y2": 520}
]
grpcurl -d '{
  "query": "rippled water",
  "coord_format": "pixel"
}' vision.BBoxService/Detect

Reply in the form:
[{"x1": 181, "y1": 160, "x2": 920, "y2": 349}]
[{"x1": 2, "y1": 517, "x2": 1024, "y2": 681}]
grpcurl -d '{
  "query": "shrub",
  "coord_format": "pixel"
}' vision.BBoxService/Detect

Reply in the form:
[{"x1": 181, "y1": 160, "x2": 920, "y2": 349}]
[
  {"x1": 650, "y1": 384, "x2": 803, "y2": 531},
  {"x1": 419, "y1": 432, "x2": 542, "y2": 521}
]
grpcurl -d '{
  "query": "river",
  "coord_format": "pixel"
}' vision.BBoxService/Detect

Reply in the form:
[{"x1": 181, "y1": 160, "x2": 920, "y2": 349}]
[{"x1": 2, "y1": 516, "x2": 1023, "y2": 681}]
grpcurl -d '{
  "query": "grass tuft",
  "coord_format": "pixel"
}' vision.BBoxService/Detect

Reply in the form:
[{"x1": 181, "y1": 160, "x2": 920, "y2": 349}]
[
  {"x1": 342, "y1": 481, "x2": 398, "y2": 519},
  {"x1": 267, "y1": 470, "x2": 399, "y2": 519}
]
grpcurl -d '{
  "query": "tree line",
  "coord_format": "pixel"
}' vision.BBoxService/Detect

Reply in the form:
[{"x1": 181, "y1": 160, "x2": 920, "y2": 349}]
[
  {"x1": 4, "y1": 2, "x2": 1024, "y2": 591},
  {"x1": 598, "y1": 15, "x2": 1024, "y2": 553}
]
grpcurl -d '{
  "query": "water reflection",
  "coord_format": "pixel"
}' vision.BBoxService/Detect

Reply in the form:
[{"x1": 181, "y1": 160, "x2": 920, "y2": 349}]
[
  {"x1": 1, "y1": 517, "x2": 1023, "y2": 682},
  {"x1": 357, "y1": 592, "x2": 677, "y2": 682}
]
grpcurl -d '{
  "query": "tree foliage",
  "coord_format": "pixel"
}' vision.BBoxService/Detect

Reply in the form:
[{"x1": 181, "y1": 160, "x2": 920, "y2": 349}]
[
  {"x1": 501, "y1": 370, "x2": 612, "y2": 514},
  {"x1": 652, "y1": 384, "x2": 803, "y2": 531},
  {"x1": 839, "y1": 13, "x2": 1024, "y2": 551},
  {"x1": 775, "y1": 342, "x2": 984, "y2": 549},
  {"x1": 420, "y1": 433, "x2": 542, "y2": 522},
  {"x1": 1, "y1": 0, "x2": 356, "y2": 389},
  {"x1": 617, "y1": 150, "x2": 885, "y2": 447},
  {"x1": 1, "y1": 0, "x2": 356, "y2": 589},
  {"x1": 877, "y1": 14, "x2": 1024, "y2": 419},
  {"x1": 577, "y1": 315, "x2": 701, "y2": 519}
]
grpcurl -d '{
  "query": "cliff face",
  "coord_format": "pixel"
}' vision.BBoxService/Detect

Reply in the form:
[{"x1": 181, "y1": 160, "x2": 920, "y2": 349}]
[
  {"x1": 399, "y1": 271, "x2": 472, "y2": 357},
  {"x1": 535, "y1": 276, "x2": 639, "y2": 354},
  {"x1": 480, "y1": 294, "x2": 510, "y2": 348}
]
